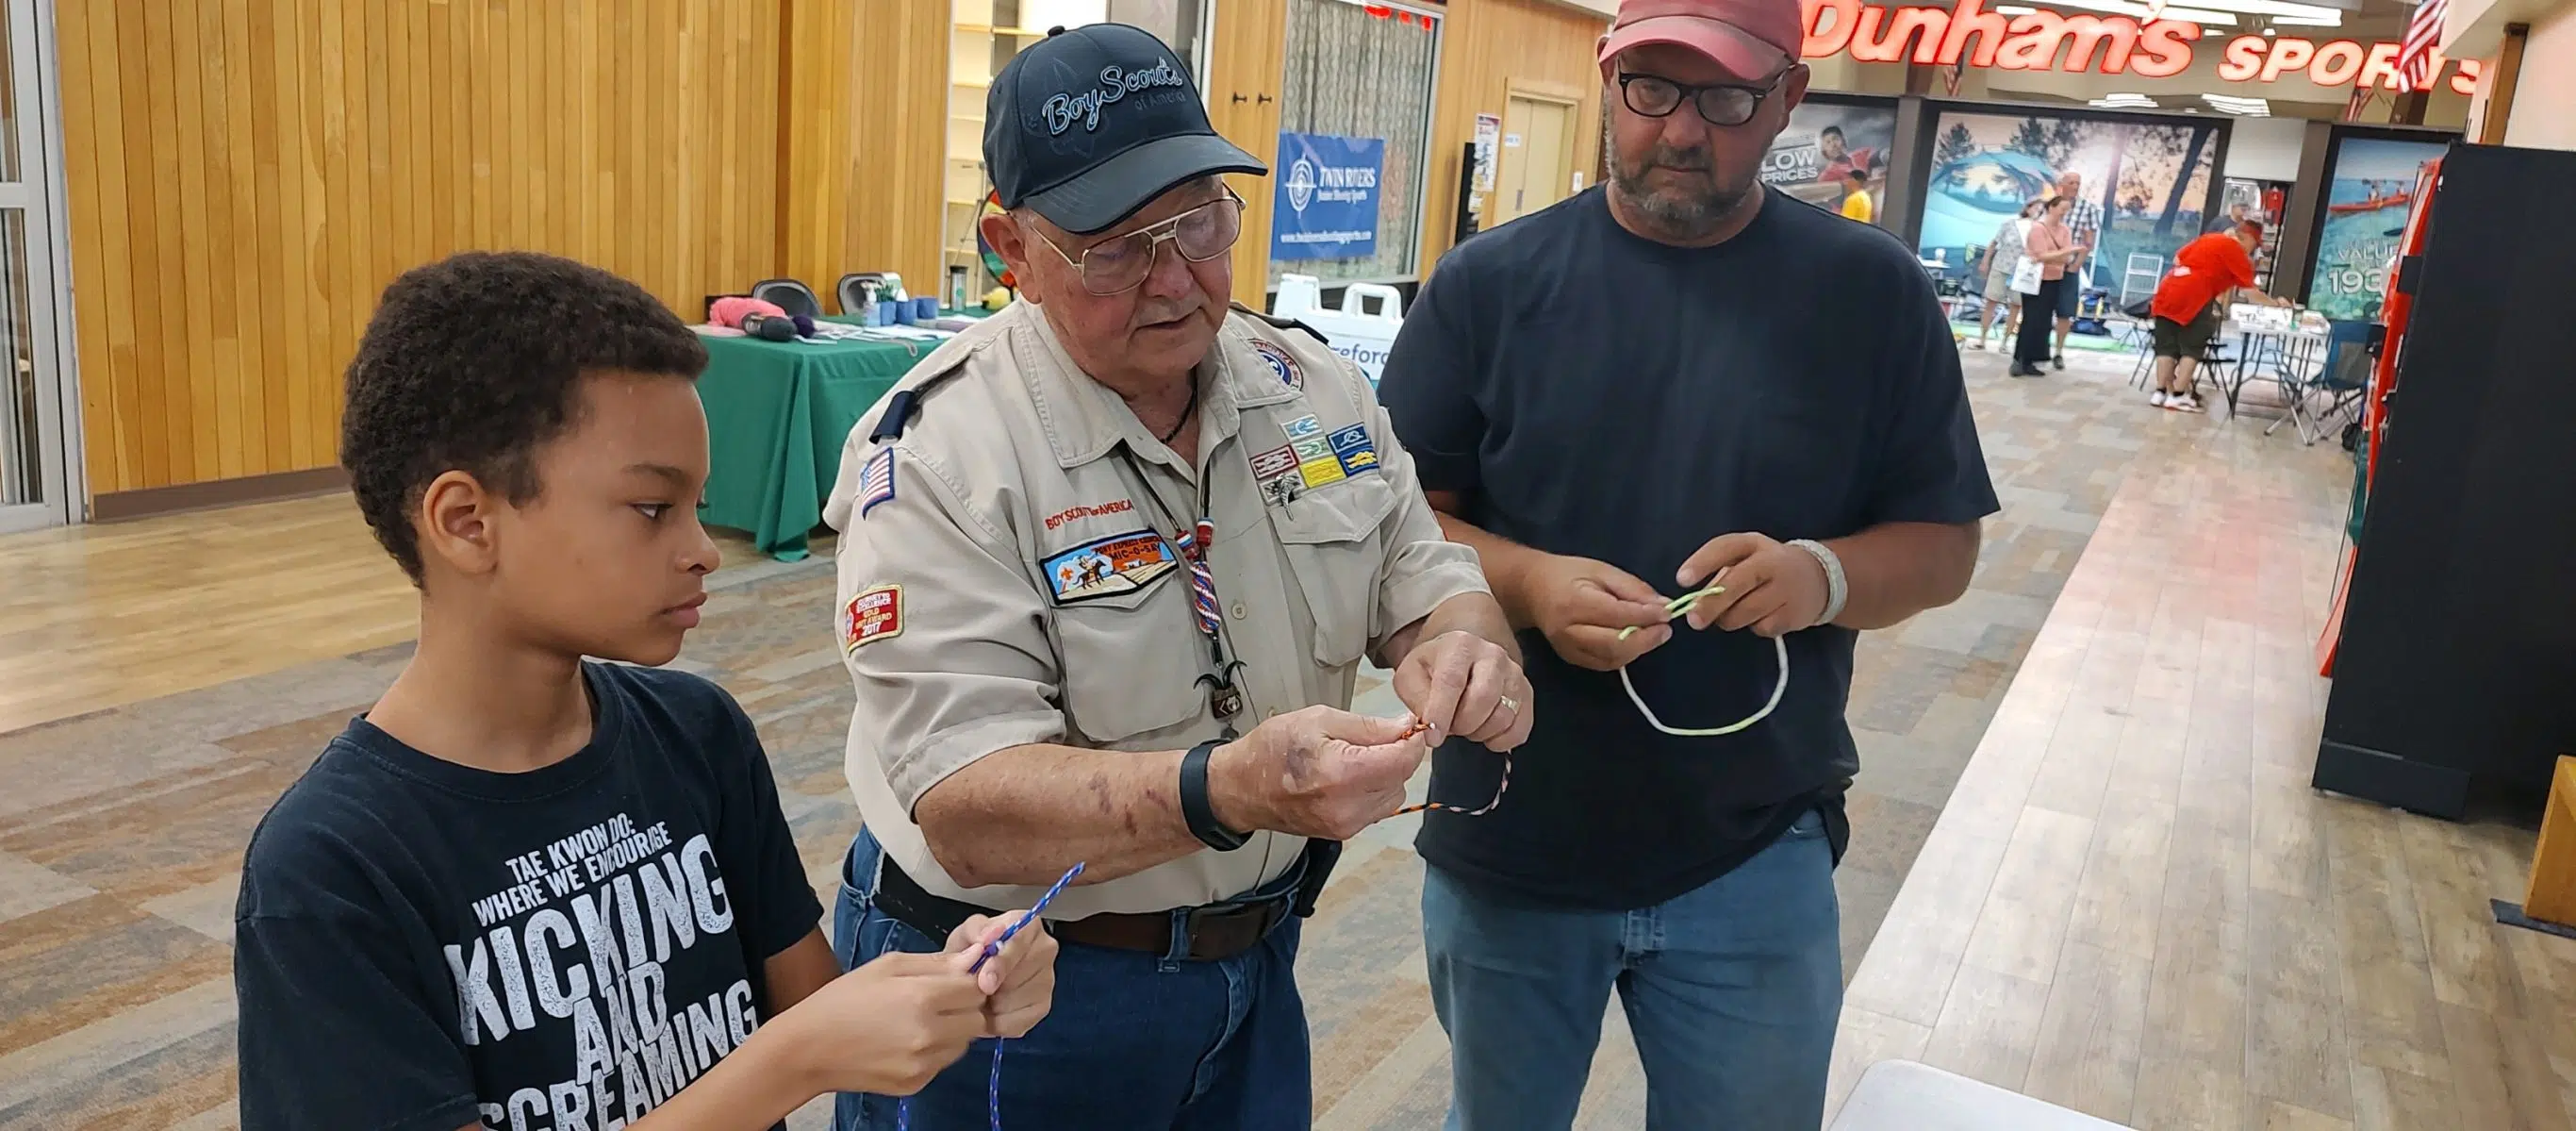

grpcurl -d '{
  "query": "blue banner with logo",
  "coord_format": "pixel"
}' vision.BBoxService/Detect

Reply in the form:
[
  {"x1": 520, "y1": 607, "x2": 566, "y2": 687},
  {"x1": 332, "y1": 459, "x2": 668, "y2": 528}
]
[{"x1": 1270, "y1": 132, "x2": 1384, "y2": 261}]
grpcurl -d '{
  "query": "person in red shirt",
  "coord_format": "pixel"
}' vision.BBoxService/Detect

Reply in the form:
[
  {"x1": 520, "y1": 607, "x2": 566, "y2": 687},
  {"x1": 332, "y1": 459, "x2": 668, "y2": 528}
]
[{"x1": 2147, "y1": 221, "x2": 2292, "y2": 412}]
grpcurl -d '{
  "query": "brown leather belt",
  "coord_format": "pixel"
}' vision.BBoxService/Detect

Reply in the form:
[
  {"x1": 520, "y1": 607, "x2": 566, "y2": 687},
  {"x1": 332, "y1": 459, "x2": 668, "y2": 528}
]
[{"x1": 872, "y1": 853, "x2": 1294, "y2": 962}]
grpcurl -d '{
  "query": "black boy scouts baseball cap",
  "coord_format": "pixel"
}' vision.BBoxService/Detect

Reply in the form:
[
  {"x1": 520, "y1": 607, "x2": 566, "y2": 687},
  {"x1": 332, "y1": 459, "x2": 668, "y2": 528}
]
[{"x1": 984, "y1": 24, "x2": 1266, "y2": 235}]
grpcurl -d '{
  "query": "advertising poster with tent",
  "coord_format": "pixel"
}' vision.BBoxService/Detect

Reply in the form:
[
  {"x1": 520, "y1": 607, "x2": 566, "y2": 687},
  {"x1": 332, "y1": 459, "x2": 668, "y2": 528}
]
[{"x1": 1916, "y1": 108, "x2": 2223, "y2": 302}]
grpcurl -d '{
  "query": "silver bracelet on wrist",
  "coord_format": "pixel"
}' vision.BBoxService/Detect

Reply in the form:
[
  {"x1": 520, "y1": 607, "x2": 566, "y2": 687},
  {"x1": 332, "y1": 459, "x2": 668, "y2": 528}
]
[{"x1": 1787, "y1": 539, "x2": 1847, "y2": 627}]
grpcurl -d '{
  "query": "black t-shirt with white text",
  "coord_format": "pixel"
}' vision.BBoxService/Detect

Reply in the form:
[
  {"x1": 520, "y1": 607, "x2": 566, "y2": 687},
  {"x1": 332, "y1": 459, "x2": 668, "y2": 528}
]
[
  {"x1": 234, "y1": 662, "x2": 824, "y2": 1131},
  {"x1": 1379, "y1": 186, "x2": 1999, "y2": 911}
]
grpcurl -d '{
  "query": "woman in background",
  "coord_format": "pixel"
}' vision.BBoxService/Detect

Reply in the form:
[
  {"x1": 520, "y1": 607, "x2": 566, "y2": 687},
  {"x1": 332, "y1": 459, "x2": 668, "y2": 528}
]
[
  {"x1": 2011, "y1": 196, "x2": 2080, "y2": 377},
  {"x1": 1971, "y1": 198, "x2": 2044, "y2": 351}
]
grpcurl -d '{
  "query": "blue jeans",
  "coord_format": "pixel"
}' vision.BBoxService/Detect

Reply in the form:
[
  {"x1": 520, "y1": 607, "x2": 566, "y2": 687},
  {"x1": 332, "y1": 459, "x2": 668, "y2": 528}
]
[
  {"x1": 830, "y1": 831, "x2": 1312, "y2": 1131},
  {"x1": 1423, "y1": 808, "x2": 1842, "y2": 1130}
]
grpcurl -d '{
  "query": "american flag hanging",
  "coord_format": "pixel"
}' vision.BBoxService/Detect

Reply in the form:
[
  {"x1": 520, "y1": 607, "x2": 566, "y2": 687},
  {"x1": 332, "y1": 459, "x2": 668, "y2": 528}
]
[{"x1": 2400, "y1": 0, "x2": 2447, "y2": 91}]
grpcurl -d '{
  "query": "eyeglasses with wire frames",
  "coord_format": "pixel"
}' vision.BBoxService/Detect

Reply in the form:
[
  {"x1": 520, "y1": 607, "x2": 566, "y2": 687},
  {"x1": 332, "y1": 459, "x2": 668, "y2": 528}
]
[
  {"x1": 1617, "y1": 65, "x2": 1794, "y2": 128},
  {"x1": 1031, "y1": 187, "x2": 1245, "y2": 295}
]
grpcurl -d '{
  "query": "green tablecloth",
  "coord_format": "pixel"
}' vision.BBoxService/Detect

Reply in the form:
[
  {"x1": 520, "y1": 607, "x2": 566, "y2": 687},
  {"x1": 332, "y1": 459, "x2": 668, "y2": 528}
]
[{"x1": 697, "y1": 311, "x2": 992, "y2": 560}]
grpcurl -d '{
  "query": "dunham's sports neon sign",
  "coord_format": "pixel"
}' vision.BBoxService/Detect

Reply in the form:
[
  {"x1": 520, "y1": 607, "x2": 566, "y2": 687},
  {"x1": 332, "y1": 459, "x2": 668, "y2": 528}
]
[{"x1": 1800, "y1": 0, "x2": 2481, "y2": 93}]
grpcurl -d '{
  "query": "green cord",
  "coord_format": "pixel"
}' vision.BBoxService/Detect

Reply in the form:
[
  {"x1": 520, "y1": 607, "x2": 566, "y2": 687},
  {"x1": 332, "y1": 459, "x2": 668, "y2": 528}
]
[{"x1": 1618, "y1": 580, "x2": 1727, "y2": 640}]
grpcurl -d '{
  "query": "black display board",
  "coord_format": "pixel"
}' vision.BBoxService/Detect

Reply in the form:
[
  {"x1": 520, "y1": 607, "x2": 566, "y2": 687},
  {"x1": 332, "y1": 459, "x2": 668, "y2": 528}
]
[{"x1": 2316, "y1": 142, "x2": 2576, "y2": 817}]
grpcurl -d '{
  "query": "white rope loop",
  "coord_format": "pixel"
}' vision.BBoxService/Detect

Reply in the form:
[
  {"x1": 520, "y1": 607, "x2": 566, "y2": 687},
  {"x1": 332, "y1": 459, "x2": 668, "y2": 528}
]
[
  {"x1": 1618, "y1": 633, "x2": 1790, "y2": 737},
  {"x1": 1610, "y1": 578, "x2": 1792, "y2": 737}
]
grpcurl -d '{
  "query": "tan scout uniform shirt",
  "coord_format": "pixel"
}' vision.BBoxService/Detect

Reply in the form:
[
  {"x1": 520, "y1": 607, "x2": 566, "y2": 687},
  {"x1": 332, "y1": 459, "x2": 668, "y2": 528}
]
[{"x1": 820, "y1": 302, "x2": 1486, "y2": 919}]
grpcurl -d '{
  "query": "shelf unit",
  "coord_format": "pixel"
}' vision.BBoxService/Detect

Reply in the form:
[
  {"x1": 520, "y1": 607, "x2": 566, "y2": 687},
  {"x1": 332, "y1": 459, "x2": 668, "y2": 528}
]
[{"x1": 945, "y1": 0, "x2": 1052, "y2": 305}]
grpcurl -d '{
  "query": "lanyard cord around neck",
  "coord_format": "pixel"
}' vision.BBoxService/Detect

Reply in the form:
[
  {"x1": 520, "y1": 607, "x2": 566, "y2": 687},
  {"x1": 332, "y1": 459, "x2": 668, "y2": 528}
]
[
  {"x1": 1114, "y1": 446, "x2": 1243, "y2": 715},
  {"x1": 1154, "y1": 381, "x2": 1199, "y2": 444}
]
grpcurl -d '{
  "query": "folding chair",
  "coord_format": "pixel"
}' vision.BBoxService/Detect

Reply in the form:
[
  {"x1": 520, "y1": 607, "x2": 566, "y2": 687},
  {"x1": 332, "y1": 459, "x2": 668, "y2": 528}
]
[
  {"x1": 750, "y1": 278, "x2": 823, "y2": 319},
  {"x1": 2201, "y1": 334, "x2": 2243, "y2": 415},
  {"x1": 2120, "y1": 253, "x2": 2164, "y2": 308},
  {"x1": 2118, "y1": 318, "x2": 2156, "y2": 389},
  {"x1": 2275, "y1": 320, "x2": 2374, "y2": 444}
]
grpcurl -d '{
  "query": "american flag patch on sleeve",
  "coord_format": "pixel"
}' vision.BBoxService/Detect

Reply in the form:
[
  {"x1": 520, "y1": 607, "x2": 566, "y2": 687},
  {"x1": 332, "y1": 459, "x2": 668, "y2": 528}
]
[{"x1": 858, "y1": 447, "x2": 896, "y2": 518}]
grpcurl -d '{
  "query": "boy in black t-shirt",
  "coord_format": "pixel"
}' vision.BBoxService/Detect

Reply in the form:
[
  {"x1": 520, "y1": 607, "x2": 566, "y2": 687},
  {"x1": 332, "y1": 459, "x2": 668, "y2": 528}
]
[{"x1": 234, "y1": 252, "x2": 1056, "y2": 1131}]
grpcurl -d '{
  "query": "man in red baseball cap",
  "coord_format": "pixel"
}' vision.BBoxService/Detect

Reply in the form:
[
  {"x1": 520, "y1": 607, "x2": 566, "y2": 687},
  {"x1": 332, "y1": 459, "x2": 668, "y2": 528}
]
[
  {"x1": 1588, "y1": 0, "x2": 1811, "y2": 242},
  {"x1": 1379, "y1": 0, "x2": 1997, "y2": 1126}
]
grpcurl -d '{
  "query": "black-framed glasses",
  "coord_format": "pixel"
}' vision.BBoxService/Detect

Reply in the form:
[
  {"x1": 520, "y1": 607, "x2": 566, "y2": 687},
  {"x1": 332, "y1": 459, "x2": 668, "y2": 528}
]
[
  {"x1": 1618, "y1": 68, "x2": 1792, "y2": 128},
  {"x1": 1034, "y1": 188, "x2": 1245, "y2": 295}
]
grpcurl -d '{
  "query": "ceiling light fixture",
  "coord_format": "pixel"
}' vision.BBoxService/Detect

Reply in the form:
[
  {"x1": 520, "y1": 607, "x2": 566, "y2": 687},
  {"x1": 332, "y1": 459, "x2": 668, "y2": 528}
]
[{"x1": 2034, "y1": 0, "x2": 2238, "y2": 26}]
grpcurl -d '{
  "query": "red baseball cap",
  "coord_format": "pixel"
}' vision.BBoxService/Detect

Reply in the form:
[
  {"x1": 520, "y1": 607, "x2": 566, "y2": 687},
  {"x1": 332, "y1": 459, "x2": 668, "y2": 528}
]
[{"x1": 1598, "y1": 0, "x2": 1806, "y2": 81}]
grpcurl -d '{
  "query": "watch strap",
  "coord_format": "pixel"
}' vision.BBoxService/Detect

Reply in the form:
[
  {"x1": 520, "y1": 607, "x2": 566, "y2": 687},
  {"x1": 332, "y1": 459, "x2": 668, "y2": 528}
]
[{"x1": 1180, "y1": 740, "x2": 1249, "y2": 851}]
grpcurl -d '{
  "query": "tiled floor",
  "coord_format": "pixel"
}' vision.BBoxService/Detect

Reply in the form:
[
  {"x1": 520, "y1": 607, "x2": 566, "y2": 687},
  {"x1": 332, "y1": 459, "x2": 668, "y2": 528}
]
[{"x1": 9, "y1": 341, "x2": 2552, "y2": 1129}]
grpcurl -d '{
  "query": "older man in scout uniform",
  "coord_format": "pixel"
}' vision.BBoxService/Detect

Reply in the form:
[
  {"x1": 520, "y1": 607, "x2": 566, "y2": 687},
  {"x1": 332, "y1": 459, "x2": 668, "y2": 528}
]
[{"x1": 817, "y1": 24, "x2": 1533, "y2": 1131}]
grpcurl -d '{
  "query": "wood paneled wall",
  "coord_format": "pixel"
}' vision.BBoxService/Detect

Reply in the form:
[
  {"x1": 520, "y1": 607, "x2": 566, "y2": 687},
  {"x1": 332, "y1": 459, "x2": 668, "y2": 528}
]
[
  {"x1": 54, "y1": 0, "x2": 1597, "y2": 497},
  {"x1": 1419, "y1": 0, "x2": 1610, "y2": 272},
  {"x1": 780, "y1": 0, "x2": 949, "y2": 302},
  {"x1": 58, "y1": 0, "x2": 945, "y2": 499}
]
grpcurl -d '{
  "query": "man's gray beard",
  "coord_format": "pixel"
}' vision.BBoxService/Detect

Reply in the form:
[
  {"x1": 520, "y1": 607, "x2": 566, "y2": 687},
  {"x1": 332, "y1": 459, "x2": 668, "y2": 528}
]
[{"x1": 1610, "y1": 151, "x2": 1758, "y2": 242}]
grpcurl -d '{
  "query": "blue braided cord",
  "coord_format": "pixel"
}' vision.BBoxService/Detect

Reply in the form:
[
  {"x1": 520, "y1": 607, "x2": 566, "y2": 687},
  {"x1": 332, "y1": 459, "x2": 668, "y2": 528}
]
[
  {"x1": 893, "y1": 862, "x2": 1084, "y2": 1131},
  {"x1": 989, "y1": 1039, "x2": 1004, "y2": 1131}
]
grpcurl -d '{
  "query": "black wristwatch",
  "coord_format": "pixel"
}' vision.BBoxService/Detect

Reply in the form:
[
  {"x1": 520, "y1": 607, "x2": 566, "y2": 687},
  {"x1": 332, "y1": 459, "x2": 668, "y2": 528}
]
[{"x1": 1180, "y1": 740, "x2": 1250, "y2": 851}]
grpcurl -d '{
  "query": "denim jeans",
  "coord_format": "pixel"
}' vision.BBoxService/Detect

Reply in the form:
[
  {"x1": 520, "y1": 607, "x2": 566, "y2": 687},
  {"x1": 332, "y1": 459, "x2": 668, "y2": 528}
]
[
  {"x1": 830, "y1": 831, "x2": 1313, "y2": 1131},
  {"x1": 1423, "y1": 807, "x2": 1843, "y2": 1130}
]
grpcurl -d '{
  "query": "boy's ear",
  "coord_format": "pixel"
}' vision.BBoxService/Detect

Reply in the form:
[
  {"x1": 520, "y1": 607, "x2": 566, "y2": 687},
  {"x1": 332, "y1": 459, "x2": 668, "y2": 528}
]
[{"x1": 416, "y1": 469, "x2": 502, "y2": 577}]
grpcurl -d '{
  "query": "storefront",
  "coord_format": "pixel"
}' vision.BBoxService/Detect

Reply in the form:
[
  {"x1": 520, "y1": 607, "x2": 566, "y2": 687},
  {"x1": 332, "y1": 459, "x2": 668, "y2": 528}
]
[{"x1": 1769, "y1": 0, "x2": 2478, "y2": 325}]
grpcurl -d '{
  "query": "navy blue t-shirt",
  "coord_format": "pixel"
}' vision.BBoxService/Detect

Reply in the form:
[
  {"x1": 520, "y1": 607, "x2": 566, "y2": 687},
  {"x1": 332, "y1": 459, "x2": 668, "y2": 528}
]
[
  {"x1": 1379, "y1": 185, "x2": 1998, "y2": 910},
  {"x1": 233, "y1": 662, "x2": 824, "y2": 1131}
]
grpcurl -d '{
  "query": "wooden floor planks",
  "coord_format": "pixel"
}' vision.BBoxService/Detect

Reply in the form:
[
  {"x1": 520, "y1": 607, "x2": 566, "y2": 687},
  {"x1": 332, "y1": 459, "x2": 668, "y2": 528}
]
[{"x1": 1832, "y1": 420, "x2": 2576, "y2": 1130}]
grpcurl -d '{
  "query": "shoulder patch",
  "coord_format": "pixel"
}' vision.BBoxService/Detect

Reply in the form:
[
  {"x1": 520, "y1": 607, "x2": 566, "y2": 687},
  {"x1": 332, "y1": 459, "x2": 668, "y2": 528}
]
[
  {"x1": 856, "y1": 447, "x2": 896, "y2": 518},
  {"x1": 1249, "y1": 340, "x2": 1303, "y2": 390},
  {"x1": 1041, "y1": 530, "x2": 1179, "y2": 605},
  {"x1": 840, "y1": 585, "x2": 904, "y2": 653}
]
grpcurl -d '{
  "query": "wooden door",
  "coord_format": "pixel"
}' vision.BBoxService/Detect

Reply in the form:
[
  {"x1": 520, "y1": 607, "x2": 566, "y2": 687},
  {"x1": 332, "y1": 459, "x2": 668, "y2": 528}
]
[
  {"x1": 1494, "y1": 93, "x2": 1577, "y2": 226},
  {"x1": 1205, "y1": 0, "x2": 1286, "y2": 307}
]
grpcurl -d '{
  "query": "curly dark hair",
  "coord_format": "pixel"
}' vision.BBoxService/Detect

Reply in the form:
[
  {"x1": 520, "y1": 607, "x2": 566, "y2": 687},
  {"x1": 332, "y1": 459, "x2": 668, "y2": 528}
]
[{"x1": 340, "y1": 251, "x2": 709, "y2": 582}]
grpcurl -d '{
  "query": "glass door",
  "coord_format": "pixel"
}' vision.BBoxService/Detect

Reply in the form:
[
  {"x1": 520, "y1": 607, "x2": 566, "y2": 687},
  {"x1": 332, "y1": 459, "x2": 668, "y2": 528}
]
[{"x1": 0, "y1": 0, "x2": 71, "y2": 534}]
